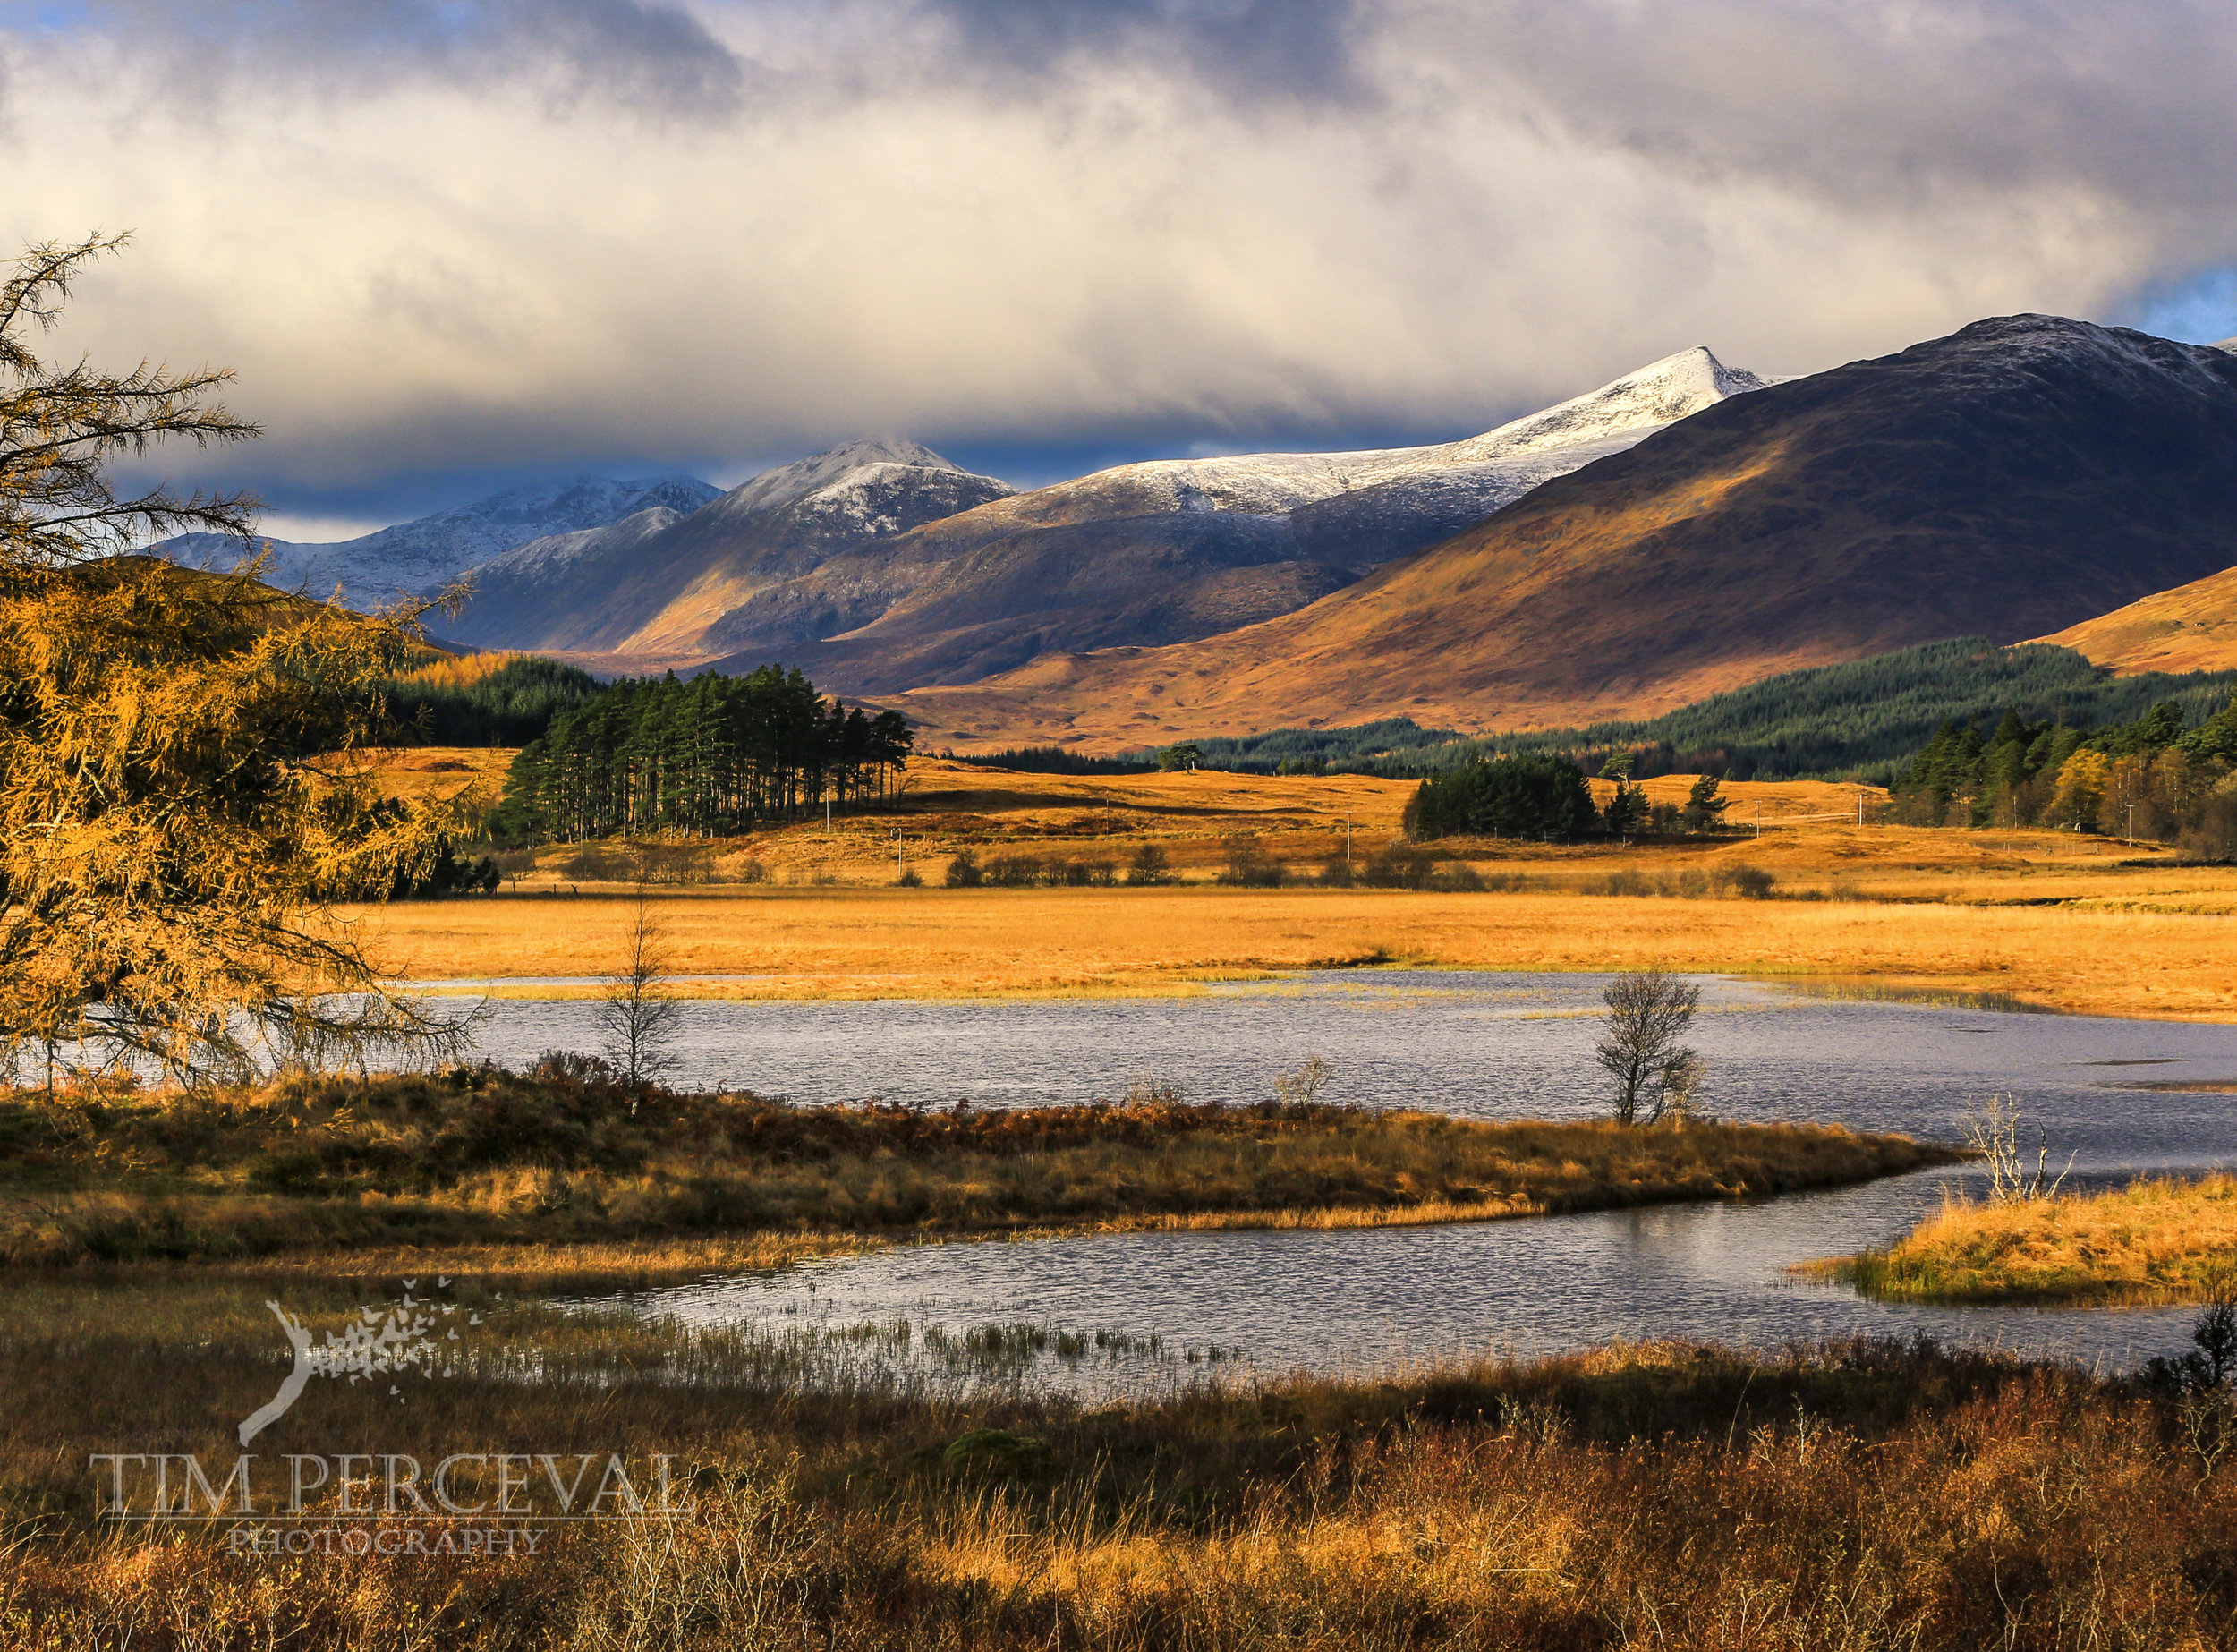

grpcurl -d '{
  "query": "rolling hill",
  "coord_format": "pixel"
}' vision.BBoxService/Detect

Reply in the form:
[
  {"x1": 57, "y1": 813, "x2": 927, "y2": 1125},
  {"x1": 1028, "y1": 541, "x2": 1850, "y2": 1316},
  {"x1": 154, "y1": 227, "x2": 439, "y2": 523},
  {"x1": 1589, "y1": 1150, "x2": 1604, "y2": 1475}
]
[{"x1": 887, "y1": 315, "x2": 2237, "y2": 752}]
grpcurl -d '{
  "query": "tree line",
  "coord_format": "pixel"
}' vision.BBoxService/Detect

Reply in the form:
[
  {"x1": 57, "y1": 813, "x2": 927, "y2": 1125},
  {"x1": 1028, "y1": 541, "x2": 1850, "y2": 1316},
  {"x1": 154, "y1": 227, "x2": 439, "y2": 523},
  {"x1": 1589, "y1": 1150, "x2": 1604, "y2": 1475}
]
[
  {"x1": 1892, "y1": 694, "x2": 2237, "y2": 854},
  {"x1": 1405, "y1": 753, "x2": 1732, "y2": 842},
  {"x1": 1189, "y1": 641, "x2": 2237, "y2": 783},
  {"x1": 494, "y1": 666, "x2": 913, "y2": 844},
  {"x1": 379, "y1": 653, "x2": 603, "y2": 745}
]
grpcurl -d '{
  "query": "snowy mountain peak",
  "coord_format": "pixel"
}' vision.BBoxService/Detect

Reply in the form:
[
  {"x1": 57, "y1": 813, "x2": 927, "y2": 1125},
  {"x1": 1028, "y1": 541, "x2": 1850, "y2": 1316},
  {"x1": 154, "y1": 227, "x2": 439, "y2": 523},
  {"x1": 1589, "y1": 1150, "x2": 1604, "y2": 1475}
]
[
  {"x1": 710, "y1": 438, "x2": 996, "y2": 522},
  {"x1": 1447, "y1": 346, "x2": 1765, "y2": 464}
]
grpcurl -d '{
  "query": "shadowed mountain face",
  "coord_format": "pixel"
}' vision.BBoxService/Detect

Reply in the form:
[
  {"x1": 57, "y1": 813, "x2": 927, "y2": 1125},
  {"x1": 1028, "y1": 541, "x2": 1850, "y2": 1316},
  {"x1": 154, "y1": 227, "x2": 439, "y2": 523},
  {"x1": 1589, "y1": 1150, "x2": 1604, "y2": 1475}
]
[
  {"x1": 441, "y1": 439, "x2": 1015, "y2": 653},
  {"x1": 887, "y1": 315, "x2": 2237, "y2": 752}
]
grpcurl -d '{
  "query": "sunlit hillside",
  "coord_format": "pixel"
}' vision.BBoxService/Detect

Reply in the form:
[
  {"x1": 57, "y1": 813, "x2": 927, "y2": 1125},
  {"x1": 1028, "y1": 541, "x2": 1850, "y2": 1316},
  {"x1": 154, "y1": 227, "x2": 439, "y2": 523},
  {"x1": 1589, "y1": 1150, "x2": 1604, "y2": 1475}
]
[{"x1": 2035, "y1": 564, "x2": 2237, "y2": 675}]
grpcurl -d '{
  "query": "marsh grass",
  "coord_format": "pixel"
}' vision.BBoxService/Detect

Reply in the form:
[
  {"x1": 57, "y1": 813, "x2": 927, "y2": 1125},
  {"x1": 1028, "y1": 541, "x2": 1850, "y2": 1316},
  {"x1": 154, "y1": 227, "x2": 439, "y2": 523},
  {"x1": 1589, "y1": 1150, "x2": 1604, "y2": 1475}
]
[
  {"x1": 1809, "y1": 1173, "x2": 2237, "y2": 1305},
  {"x1": 3, "y1": 1303, "x2": 2233, "y2": 1650},
  {"x1": 0, "y1": 1068, "x2": 1952, "y2": 1268}
]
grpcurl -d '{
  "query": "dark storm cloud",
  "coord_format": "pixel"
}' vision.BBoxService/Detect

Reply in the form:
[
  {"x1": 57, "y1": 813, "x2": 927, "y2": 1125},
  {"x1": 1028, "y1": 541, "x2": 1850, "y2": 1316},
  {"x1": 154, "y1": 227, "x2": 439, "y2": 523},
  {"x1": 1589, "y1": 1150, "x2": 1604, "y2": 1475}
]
[
  {"x1": 1424, "y1": 0, "x2": 2237, "y2": 218},
  {"x1": 61, "y1": 0, "x2": 751, "y2": 116}
]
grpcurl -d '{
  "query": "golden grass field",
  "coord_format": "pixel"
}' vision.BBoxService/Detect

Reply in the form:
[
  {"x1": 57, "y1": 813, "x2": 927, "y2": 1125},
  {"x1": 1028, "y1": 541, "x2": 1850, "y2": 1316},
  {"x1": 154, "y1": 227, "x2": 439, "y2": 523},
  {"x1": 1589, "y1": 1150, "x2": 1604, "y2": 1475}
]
[
  {"x1": 340, "y1": 754, "x2": 2237, "y2": 1018},
  {"x1": 1818, "y1": 1174, "x2": 2237, "y2": 1306}
]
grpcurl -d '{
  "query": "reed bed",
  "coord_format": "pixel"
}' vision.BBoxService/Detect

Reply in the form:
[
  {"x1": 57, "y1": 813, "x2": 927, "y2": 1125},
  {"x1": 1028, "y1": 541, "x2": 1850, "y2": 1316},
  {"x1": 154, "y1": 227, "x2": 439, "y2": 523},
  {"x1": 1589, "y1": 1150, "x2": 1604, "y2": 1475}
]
[
  {"x1": 0, "y1": 1068, "x2": 1949, "y2": 1269},
  {"x1": 3, "y1": 1301, "x2": 2233, "y2": 1650},
  {"x1": 1820, "y1": 1173, "x2": 2237, "y2": 1305}
]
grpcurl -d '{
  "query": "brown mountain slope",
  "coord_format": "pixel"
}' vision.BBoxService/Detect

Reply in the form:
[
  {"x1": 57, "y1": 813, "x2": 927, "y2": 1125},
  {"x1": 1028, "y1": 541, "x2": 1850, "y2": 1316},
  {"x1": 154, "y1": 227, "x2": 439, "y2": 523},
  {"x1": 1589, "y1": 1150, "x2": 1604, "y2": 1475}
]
[
  {"x1": 2031, "y1": 566, "x2": 2237, "y2": 675},
  {"x1": 891, "y1": 316, "x2": 2237, "y2": 752}
]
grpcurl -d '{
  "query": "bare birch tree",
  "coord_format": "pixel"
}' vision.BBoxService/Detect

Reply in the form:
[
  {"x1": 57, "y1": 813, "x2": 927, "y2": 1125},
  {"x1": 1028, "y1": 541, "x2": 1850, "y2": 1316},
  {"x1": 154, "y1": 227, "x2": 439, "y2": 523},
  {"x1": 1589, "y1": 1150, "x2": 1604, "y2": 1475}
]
[{"x1": 596, "y1": 885, "x2": 684, "y2": 1094}]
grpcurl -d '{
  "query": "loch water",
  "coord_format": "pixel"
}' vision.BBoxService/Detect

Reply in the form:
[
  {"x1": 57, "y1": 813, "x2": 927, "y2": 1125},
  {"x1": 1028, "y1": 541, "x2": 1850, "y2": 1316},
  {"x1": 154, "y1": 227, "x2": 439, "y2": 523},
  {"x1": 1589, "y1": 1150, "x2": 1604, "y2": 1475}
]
[{"x1": 445, "y1": 972, "x2": 2237, "y2": 1377}]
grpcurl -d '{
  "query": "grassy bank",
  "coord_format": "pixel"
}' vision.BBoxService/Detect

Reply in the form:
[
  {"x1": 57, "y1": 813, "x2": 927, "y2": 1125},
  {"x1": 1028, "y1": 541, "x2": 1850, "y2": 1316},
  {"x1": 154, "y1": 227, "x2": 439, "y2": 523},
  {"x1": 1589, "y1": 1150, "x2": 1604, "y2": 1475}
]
[
  {"x1": 0, "y1": 1067, "x2": 1949, "y2": 1273},
  {"x1": 3, "y1": 1290, "x2": 2233, "y2": 1649},
  {"x1": 1815, "y1": 1174, "x2": 2237, "y2": 1305}
]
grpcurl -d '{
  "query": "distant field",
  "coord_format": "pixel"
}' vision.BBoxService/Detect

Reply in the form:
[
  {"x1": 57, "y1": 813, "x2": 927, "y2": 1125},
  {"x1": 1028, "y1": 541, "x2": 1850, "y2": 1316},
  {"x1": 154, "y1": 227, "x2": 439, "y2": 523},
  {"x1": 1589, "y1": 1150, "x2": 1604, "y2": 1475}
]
[{"x1": 349, "y1": 754, "x2": 2237, "y2": 1019}]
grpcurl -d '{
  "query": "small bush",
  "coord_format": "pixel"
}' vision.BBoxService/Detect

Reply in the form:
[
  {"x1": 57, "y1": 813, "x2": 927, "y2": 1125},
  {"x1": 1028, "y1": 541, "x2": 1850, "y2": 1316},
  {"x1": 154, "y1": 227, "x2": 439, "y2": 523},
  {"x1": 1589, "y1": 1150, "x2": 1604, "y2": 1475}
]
[
  {"x1": 944, "y1": 850, "x2": 983, "y2": 888},
  {"x1": 1358, "y1": 845, "x2": 1435, "y2": 890},
  {"x1": 1126, "y1": 844, "x2": 1176, "y2": 886},
  {"x1": 1215, "y1": 834, "x2": 1285, "y2": 888},
  {"x1": 561, "y1": 846, "x2": 633, "y2": 881},
  {"x1": 984, "y1": 854, "x2": 1044, "y2": 888},
  {"x1": 1319, "y1": 857, "x2": 1355, "y2": 888},
  {"x1": 895, "y1": 867, "x2": 923, "y2": 888}
]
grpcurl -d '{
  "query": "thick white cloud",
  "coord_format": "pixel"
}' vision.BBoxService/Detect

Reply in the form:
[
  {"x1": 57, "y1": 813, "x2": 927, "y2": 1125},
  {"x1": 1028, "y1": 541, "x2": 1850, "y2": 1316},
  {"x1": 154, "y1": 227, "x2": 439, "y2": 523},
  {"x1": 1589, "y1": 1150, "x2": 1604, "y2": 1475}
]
[{"x1": 4, "y1": 0, "x2": 2233, "y2": 507}]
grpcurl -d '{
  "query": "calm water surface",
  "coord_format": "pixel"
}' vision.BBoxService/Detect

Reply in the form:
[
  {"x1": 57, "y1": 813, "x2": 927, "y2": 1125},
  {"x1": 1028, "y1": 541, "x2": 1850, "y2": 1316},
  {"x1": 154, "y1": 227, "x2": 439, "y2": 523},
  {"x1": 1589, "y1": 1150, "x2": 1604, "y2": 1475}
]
[{"x1": 450, "y1": 972, "x2": 2237, "y2": 1376}]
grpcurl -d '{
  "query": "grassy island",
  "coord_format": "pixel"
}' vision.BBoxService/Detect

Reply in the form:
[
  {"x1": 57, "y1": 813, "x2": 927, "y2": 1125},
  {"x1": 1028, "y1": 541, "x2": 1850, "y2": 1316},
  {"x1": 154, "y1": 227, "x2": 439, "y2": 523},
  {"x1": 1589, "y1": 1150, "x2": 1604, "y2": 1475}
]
[
  {"x1": 1813, "y1": 1174, "x2": 2237, "y2": 1305},
  {"x1": 0, "y1": 1067, "x2": 1952, "y2": 1279}
]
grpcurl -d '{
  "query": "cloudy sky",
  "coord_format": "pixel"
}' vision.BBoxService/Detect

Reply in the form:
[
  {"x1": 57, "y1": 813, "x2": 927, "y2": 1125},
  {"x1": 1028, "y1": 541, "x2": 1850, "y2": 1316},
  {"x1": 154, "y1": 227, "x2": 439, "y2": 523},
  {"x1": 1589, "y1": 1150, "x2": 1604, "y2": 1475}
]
[{"x1": 5, "y1": 0, "x2": 2236, "y2": 537}]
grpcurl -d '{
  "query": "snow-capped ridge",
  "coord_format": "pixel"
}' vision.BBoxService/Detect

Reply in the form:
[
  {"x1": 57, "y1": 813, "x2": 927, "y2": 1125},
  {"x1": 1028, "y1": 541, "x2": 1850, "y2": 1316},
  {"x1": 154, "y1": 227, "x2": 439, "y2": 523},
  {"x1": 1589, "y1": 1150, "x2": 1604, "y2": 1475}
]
[
  {"x1": 703, "y1": 438, "x2": 994, "y2": 524},
  {"x1": 472, "y1": 506, "x2": 686, "y2": 579},
  {"x1": 1024, "y1": 346, "x2": 1765, "y2": 522},
  {"x1": 1442, "y1": 346, "x2": 1765, "y2": 463}
]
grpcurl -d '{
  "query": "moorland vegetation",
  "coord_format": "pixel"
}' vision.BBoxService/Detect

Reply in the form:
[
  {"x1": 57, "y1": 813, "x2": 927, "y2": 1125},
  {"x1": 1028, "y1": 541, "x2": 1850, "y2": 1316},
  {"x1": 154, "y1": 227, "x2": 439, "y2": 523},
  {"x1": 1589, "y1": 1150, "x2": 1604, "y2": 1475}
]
[
  {"x1": 1194, "y1": 638, "x2": 2237, "y2": 782},
  {"x1": 5, "y1": 1300, "x2": 2237, "y2": 1649}
]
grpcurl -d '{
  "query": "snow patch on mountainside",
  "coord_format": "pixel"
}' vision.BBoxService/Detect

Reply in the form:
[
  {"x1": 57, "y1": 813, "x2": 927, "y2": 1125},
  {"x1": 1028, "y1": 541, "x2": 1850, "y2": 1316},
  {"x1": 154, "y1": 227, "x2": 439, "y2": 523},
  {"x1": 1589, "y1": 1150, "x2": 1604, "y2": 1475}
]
[
  {"x1": 467, "y1": 506, "x2": 687, "y2": 581},
  {"x1": 1068, "y1": 346, "x2": 1763, "y2": 518}
]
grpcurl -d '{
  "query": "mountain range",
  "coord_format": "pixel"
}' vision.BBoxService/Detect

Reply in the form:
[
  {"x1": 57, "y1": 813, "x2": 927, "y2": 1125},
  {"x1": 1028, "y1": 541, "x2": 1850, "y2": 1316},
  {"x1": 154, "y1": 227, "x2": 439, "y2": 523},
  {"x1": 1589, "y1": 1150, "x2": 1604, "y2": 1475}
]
[
  {"x1": 887, "y1": 316, "x2": 2237, "y2": 749},
  {"x1": 154, "y1": 319, "x2": 2237, "y2": 756},
  {"x1": 159, "y1": 475, "x2": 721, "y2": 608}
]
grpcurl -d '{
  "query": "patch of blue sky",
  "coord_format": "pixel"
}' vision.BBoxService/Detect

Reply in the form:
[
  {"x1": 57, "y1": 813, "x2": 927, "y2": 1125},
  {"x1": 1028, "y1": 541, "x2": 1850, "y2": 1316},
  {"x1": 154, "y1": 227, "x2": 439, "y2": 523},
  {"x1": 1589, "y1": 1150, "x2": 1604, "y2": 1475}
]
[
  {"x1": 2118, "y1": 266, "x2": 2237, "y2": 345},
  {"x1": 1, "y1": 1, "x2": 95, "y2": 33}
]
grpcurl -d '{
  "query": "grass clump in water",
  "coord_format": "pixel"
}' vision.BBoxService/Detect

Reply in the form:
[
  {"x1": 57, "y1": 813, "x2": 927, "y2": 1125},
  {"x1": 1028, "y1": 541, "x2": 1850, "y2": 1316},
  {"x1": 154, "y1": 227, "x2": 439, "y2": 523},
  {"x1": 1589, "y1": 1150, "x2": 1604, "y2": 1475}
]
[{"x1": 1807, "y1": 1172, "x2": 2237, "y2": 1305}]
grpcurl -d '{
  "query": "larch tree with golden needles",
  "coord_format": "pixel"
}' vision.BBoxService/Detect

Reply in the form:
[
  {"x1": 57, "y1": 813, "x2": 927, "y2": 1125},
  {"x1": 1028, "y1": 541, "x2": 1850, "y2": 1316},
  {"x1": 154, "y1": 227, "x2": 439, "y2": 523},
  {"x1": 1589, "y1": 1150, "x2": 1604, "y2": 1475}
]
[{"x1": 0, "y1": 234, "x2": 472, "y2": 1088}]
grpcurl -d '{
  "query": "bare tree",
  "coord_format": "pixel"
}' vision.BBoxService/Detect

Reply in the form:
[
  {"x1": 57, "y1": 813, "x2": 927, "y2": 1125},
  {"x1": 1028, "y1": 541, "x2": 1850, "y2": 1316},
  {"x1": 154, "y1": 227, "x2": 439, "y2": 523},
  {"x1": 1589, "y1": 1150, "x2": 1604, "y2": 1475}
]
[
  {"x1": 596, "y1": 886, "x2": 684, "y2": 1097},
  {"x1": 1273, "y1": 1053, "x2": 1331, "y2": 1108},
  {"x1": 1961, "y1": 1095, "x2": 2072, "y2": 1202},
  {"x1": 1595, "y1": 967, "x2": 1702, "y2": 1125}
]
